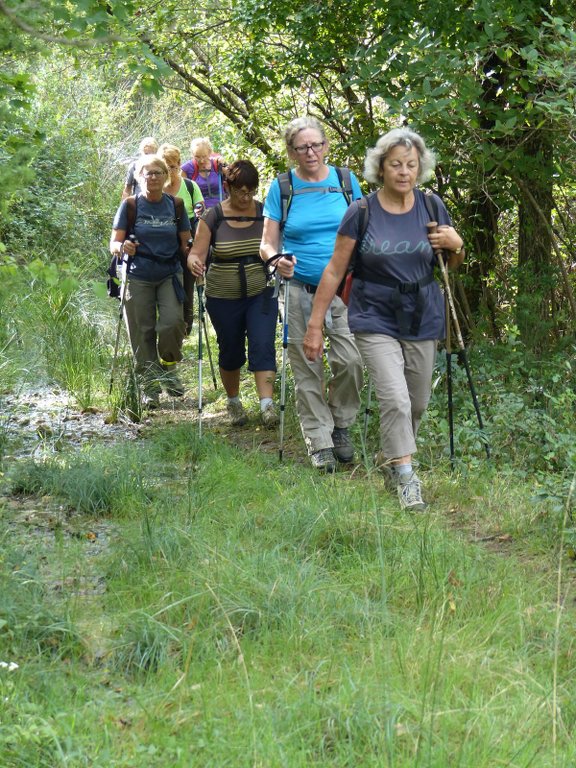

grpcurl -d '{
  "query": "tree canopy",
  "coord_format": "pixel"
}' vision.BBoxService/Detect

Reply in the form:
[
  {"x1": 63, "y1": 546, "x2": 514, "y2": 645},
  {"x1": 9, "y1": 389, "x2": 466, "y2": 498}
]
[{"x1": 1, "y1": 0, "x2": 576, "y2": 347}]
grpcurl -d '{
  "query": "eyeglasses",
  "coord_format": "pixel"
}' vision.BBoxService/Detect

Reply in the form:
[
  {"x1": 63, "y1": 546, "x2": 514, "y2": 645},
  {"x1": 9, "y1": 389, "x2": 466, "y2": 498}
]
[
  {"x1": 230, "y1": 187, "x2": 256, "y2": 199},
  {"x1": 292, "y1": 141, "x2": 325, "y2": 155},
  {"x1": 142, "y1": 170, "x2": 166, "y2": 178}
]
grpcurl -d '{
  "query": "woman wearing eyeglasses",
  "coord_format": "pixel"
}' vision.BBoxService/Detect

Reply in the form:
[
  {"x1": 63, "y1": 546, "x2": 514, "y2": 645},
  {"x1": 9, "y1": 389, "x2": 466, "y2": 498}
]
[
  {"x1": 259, "y1": 117, "x2": 364, "y2": 471},
  {"x1": 187, "y1": 160, "x2": 279, "y2": 428},
  {"x1": 110, "y1": 155, "x2": 192, "y2": 408}
]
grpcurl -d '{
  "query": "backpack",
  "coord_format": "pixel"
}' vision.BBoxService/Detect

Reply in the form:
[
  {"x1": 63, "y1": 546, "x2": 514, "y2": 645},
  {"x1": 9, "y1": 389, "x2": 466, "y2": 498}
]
[{"x1": 277, "y1": 166, "x2": 354, "y2": 233}]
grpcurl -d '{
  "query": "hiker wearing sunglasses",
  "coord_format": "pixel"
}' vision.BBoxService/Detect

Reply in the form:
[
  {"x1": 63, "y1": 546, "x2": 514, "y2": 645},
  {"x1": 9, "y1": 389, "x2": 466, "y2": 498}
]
[
  {"x1": 260, "y1": 117, "x2": 364, "y2": 472},
  {"x1": 303, "y1": 129, "x2": 465, "y2": 510},
  {"x1": 110, "y1": 155, "x2": 192, "y2": 409}
]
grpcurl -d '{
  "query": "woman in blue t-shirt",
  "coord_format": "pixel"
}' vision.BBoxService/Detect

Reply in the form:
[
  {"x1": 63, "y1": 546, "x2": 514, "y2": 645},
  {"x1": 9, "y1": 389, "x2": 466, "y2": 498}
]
[
  {"x1": 303, "y1": 129, "x2": 465, "y2": 511},
  {"x1": 260, "y1": 116, "x2": 364, "y2": 472},
  {"x1": 110, "y1": 155, "x2": 192, "y2": 409}
]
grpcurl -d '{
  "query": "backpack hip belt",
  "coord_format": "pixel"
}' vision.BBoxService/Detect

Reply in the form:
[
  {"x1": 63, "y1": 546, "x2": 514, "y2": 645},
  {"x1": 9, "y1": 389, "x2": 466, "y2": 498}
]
[{"x1": 356, "y1": 272, "x2": 435, "y2": 337}]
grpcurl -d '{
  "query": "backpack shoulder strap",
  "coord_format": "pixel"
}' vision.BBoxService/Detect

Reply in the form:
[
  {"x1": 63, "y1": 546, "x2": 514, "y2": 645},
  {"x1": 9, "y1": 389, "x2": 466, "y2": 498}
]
[
  {"x1": 183, "y1": 178, "x2": 195, "y2": 197},
  {"x1": 189, "y1": 158, "x2": 199, "y2": 181},
  {"x1": 350, "y1": 194, "x2": 371, "y2": 275},
  {"x1": 166, "y1": 193, "x2": 184, "y2": 225},
  {"x1": 126, "y1": 195, "x2": 137, "y2": 237},
  {"x1": 277, "y1": 170, "x2": 293, "y2": 232},
  {"x1": 210, "y1": 203, "x2": 224, "y2": 248},
  {"x1": 335, "y1": 166, "x2": 353, "y2": 204},
  {"x1": 422, "y1": 189, "x2": 441, "y2": 222}
]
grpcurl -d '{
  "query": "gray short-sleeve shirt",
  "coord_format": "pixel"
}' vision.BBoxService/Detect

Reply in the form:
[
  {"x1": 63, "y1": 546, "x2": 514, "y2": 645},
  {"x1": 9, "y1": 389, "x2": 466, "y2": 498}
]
[{"x1": 338, "y1": 189, "x2": 451, "y2": 340}]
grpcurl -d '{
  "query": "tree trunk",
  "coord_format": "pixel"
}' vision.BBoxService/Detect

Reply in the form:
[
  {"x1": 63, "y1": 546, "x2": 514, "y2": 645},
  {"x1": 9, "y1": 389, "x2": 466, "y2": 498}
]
[
  {"x1": 464, "y1": 189, "x2": 501, "y2": 340},
  {"x1": 516, "y1": 131, "x2": 554, "y2": 350}
]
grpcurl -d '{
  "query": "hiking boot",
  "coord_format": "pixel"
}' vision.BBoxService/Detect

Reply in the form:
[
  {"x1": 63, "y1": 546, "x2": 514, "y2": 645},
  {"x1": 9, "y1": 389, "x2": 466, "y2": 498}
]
[
  {"x1": 161, "y1": 366, "x2": 185, "y2": 397},
  {"x1": 261, "y1": 402, "x2": 279, "y2": 428},
  {"x1": 397, "y1": 472, "x2": 428, "y2": 512},
  {"x1": 227, "y1": 400, "x2": 248, "y2": 426},
  {"x1": 331, "y1": 427, "x2": 354, "y2": 463},
  {"x1": 142, "y1": 391, "x2": 160, "y2": 410},
  {"x1": 374, "y1": 452, "x2": 397, "y2": 490},
  {"x1": 310, "y1": 448, "x2": 337, "y2": 473}
]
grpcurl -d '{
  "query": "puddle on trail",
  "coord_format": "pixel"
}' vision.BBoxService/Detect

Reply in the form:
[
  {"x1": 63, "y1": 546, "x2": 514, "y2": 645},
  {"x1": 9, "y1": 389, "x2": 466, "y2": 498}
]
[{"x1": 1, "y1": 387, "x2": 143, "y2": 460}]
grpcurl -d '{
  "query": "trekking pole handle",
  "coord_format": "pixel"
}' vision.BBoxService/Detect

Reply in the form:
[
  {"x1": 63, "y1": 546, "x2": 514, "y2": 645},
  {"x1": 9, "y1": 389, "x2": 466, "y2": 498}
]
[
  {"x1": 121, "y1": 234, "x2": 138, "y2": 261},
  {"x1": 426, "y1": 222, "x2": 465, "y2": 351},
  {"x1": 281, "y1": 252, "x2": 294, "y2": 280}
]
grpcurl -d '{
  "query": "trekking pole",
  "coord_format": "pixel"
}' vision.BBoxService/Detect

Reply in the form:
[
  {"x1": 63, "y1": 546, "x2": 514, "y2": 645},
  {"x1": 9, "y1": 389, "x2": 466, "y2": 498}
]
[
  {"x1": 445, "y1": 296, "x2": 455, "y2": 469},
  {"x1": 196, "y1": 272, "x2": 206, "y2": 438},
  {"x1": 202, "y1": 312, "x2": 218, "y2": 390},
  {"x1": 109, "y1": 235, "x2": 136, "y2": 396},
  {"x1": 426, "y1": 223, "x2": 490, "y2": 460},
  {"x1": 278, "y1": 253, "x2": 294, "y2": 462},
  {"x1": 362, "y1": 378, "x2": 372, "y2": 447}
]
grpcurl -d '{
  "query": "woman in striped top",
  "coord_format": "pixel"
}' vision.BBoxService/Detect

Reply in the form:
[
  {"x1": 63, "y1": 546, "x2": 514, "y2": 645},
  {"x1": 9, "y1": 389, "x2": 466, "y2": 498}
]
[{"x1": 187, "y1": 161, "x2": 279, "y2": 428}]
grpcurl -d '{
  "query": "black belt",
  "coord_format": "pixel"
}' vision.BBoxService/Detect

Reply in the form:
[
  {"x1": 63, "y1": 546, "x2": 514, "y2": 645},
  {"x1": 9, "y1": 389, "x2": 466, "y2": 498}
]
[
  {"x1": 302, "y1": 282, "x2": 318, "y2": 294},
  {"x1": 213, "y1": 255, "x2": 262, "y2": 265}
]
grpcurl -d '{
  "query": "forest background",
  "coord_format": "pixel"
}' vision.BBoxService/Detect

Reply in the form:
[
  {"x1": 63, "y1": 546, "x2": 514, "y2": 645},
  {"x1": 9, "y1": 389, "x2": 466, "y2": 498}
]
[{"x1": 1, "y1": 1, "x2": 576, "y2": 766}]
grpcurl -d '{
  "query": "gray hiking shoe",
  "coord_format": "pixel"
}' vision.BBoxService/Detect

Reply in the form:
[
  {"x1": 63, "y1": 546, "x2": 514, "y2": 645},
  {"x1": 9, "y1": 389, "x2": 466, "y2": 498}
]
[
  {"x1": 261, "y1": 402, "x2": 279, "y2": 428},
  {"x1": 227, "y1": 400, "x2": 248, "y2": 426},
  {"x1": 331, "y1": 427, "x2": 354, "y2": 463},
  {"x1": 397, "y1": 472, "x2": 428, "y2": 512},
  {"x1": 310, "y1": 448, "x2": 337, "y2": 473}
]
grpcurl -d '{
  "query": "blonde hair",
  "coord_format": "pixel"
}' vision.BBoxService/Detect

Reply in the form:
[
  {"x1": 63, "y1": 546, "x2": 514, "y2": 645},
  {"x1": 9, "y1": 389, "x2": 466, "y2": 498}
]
[
  {"x1": 363, "y1": 128, "x2": 436, "y2": 185},
  {"x1": 190, "y1": 137, "x2": 213, "y2": 157},
  {"x1": 158, "y1": 142, "x2": 181, "y2": 167}
]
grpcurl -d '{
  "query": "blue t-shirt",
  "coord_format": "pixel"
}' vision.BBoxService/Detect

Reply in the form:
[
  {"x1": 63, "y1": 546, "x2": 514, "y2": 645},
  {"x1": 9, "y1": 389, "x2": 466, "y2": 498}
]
[
  {"x1": 338, "y1": 189, "x2": 451, "y2": 340},
  {"x1": 113, "y1": 194, "x2": 191, "y2": 281},
  {"x1": 263, "y1": 165, "x2": 362, "y2": 286}
]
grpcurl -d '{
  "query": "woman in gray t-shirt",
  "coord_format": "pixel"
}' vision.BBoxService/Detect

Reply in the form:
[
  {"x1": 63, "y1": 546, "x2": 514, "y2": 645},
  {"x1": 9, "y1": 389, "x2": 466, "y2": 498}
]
[
  {"x1": 110, "y1": 155, "x2": 191, "y2": 408},
  {"x1": 303, "y1": 129, "x2": 465, "y2": 512}
]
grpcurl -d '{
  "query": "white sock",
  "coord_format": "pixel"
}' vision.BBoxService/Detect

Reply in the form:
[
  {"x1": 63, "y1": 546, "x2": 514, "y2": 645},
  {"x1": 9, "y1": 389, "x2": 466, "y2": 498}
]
[
  {"x1": 396, "y1": 463, "x2": 413, "y2": 478},
  {"x1": 260, "y1": 397, "x2": 273, "y2": 410},
  {"x1": 228, "y1": 396, "x2": 241, "y2": 405}
]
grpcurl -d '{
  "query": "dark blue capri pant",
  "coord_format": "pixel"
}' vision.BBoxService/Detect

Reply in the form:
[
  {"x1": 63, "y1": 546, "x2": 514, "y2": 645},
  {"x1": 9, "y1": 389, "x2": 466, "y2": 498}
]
[{"x1": 206, "y1": 288, "x2": 278, "y2": 372}]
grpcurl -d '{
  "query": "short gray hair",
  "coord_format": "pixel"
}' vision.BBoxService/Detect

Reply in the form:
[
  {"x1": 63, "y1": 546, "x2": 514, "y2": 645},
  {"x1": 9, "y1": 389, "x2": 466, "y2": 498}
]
[
  {"x1": 138, "y1": 136, "x2": 158, "y2": 154},
  {"x1": 363, "y1": 128, "x2": 436, "y2": 185},
  {"x1": 283, "y1": 117, "x2": 326, "y2": 152}
]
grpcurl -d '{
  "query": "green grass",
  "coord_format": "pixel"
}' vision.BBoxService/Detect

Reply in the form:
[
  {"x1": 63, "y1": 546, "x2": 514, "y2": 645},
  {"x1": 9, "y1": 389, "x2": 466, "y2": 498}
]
[
  {"x1": 1, "y1": 421, "x2": 575, "y2": 767},
  {"x1": 1, "y1": 273, "x2": 575, "y2": 765}
]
